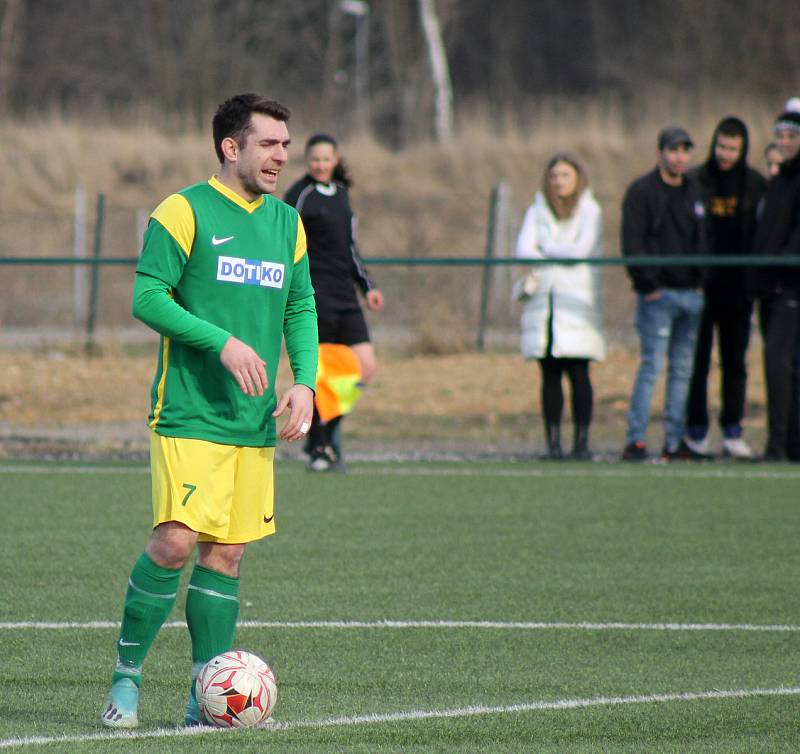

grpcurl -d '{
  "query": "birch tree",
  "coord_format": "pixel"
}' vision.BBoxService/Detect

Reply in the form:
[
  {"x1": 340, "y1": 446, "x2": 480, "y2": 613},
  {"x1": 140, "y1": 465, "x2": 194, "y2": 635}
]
[{"x1": 418, "y1": 0, "x2": 453, "y2": 143}]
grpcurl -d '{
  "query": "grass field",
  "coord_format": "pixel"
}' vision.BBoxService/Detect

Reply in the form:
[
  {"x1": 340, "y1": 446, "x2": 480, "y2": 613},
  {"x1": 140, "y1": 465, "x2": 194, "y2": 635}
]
[{"x1": 2, "y1": 460, "x2": 800, "y2": 752}]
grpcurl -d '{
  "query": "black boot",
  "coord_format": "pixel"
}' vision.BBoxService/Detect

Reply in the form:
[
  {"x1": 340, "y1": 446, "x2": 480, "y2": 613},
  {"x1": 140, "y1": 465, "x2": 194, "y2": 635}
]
[
  {"x1": 543, "y1": 423, "x2": 563, "y2": 460},
  {"x1": 326, "y1": 415, "x2": 343, "y2": 460},
  {"x1": 323, "y1": 415, "x2": 345, "y2": 472},
  {"x1": 306, "y1": 409, "x2": 325, "y2": 456},
  {"x1": 571, "y1": 424, "x2": 592, "y2": 460}
]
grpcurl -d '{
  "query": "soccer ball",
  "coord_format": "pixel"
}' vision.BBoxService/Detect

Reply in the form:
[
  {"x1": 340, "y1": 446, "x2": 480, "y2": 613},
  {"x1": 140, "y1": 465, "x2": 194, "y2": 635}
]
[{"x1": 195, "y1": 650, "x2": 277, "y2": 728}]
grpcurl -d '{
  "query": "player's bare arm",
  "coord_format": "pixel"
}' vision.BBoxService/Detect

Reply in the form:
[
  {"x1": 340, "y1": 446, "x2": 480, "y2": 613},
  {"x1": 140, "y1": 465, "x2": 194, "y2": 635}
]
[
  {"x1": 273, "y1": 384, "x2": 314, "y2": 442},
  {"x1": 220, "y1": 336, "x2": 268, "y2": 397}
]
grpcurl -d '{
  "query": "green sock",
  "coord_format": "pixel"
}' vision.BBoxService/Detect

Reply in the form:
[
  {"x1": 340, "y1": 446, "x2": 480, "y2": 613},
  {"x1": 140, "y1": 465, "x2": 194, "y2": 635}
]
[
  {"x1": 112, "y1": 552, "x2": 181, "y2": 687},
  {"x1": 185, "y1": 564, "x2": 240, "y2": 696}
]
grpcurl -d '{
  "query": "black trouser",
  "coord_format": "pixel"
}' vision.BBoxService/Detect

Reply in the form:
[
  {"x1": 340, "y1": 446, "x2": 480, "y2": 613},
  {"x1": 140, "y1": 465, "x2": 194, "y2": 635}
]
[
  {"x1": 686, "y1": 288, "x2": 752, "y2": 436},
  {"x1": 539, "y1": 357, "x2": 592, "y2": 428},
  {"x1": 759, "y1": 293, "x2": 800, "y2": 458}
]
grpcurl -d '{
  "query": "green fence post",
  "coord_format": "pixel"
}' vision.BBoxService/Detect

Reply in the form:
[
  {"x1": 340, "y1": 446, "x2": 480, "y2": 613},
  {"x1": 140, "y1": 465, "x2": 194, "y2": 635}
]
[
  {"x1": 85, "y1": 193, "x2": 106, "y2": 354},
  {"x1": 477, "y1": 184, "x2": 499, "y2": 352}
]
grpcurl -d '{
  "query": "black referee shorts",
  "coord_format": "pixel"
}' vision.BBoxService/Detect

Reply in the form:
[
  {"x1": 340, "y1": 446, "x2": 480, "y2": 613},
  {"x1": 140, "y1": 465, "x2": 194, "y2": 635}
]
[{"x1": 315, "y1": 294, "x2": 371, "y2": 346}]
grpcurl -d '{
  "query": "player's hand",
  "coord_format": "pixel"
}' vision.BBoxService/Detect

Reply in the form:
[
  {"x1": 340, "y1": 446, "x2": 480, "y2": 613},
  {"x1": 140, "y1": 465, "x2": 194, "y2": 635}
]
[
  {"x1": 273, "y1": 384, "x2": 314, "y2": 442},
  {"x1": 366, "y1": 289, "x2": 384, "y2": 311},
  {"x1": 220, "y1": 336, "x2": 268, "y2": 397}
]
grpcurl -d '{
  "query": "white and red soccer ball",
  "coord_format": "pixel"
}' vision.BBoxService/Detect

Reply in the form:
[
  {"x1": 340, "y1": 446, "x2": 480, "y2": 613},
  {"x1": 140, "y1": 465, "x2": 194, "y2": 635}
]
[{"x1": 195, "y1": 650, "x2": 277, "y2": 728}]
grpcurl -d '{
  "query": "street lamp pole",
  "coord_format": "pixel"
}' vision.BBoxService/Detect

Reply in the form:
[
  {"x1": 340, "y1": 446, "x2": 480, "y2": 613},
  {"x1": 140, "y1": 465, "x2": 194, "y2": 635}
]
[{"x1": 340, "y1": 0, "x2": 370, "y2": 132}]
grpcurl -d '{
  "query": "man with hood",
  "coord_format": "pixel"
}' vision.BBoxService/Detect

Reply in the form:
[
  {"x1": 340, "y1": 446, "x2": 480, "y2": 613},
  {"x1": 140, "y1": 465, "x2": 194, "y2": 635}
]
[
  {"x1": 684, "y1": 117, "x2": 767, "y2": 459},
  {"x1": 748, "y1": 109, "x2": 800, "y2": 461}
]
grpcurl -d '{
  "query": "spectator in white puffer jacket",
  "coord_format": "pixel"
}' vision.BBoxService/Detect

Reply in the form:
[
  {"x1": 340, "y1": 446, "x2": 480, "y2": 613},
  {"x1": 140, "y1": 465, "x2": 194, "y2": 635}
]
[{"x1": 515, "y1": 152, "x2": 606, "y2": 459}]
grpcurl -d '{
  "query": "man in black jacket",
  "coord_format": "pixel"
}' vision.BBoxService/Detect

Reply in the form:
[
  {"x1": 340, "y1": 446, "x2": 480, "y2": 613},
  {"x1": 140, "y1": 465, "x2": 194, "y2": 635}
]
[
  {"x1": 621, "y1": 126, "x2": 708, "y2": 461},
  {"x1": 685, "y1": 117, "x2": 767, "y2": 459},
  {"x1": 748, "y1": 109, "x2": 800, "y2": 461}
]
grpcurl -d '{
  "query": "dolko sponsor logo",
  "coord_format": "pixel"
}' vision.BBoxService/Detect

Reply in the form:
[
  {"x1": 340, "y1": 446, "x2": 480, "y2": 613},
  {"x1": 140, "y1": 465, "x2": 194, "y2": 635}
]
[{"x1": 216, "y1": 256, "x2": 285, "y2": 289}]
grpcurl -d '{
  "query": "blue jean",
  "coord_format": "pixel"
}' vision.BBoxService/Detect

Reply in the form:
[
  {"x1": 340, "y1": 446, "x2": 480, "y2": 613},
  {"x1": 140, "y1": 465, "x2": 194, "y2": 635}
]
[{"x1": 626, "y1": 289, "x2": 704, "y2": 449}]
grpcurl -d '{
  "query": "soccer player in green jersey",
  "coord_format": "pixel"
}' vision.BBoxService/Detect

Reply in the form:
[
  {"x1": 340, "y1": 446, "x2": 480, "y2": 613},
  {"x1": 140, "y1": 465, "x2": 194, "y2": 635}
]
[{"x1": 100, "y1": 94, "x2": 318, "y2": 728}]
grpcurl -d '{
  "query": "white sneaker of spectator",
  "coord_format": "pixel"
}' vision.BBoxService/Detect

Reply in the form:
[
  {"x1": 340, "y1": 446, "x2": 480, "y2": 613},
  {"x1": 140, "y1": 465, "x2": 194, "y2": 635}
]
[
  {"x1": 683, "y1": 435, "x2": 710, "y2": 456},
  {"x1": 721, "y1": 436, "x2": 753, "y2": 459}
]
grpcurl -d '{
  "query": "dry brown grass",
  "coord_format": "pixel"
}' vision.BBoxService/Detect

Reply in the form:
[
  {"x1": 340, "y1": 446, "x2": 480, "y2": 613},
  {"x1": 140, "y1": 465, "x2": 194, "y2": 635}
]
[
  {"x1": 0, "y1": 338, "x2": 768, "y2": 456},
  {"x1": 0, "y1": 95, "x2": 781, "y2": 352}
]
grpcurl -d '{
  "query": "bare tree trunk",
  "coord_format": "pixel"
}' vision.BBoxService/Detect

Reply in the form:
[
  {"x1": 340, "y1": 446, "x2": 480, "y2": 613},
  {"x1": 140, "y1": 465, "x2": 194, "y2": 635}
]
[
  {"x1": 352, "y1": 5, "x2": 370, "y2": 132},
  {"x1": 146, "y1": 0, "x2": 179, "y2": 116},
  {"x1": 0, "y1": 0, "x2": 24, "y2": 116},
  {"x1": 418, "y1": 0, "x2": 453, "y2": 143},
  {"x1": 322, "y1": 0, "x2": 342, "y2": 127},
  {"x1": 378, "y1": 1, "x2": 409, "y2": 149}
]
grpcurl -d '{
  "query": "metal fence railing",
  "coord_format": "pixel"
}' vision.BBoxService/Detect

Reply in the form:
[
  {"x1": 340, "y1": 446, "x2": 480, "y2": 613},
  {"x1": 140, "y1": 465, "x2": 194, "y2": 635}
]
[
  {"x1": 4, "y1": 186, "x2": 796, "y2": 349},
  {"x1": 2, "y1": 253, "x2": 796, "y2": 352},
  {"x1": 1, "y1": 255, "x2": 799, "y2": 267}
]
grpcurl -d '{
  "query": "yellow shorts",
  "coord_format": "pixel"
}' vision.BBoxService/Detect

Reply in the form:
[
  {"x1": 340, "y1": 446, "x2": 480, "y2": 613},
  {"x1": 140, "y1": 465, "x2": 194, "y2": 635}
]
[{"x1": 149, "y1": 431, "x2": 276, "y2": 544}]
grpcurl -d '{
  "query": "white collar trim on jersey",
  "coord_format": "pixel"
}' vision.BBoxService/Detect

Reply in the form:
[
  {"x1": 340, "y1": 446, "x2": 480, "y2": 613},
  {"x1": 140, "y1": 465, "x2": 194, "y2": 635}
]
[{"x1": 315, "y1": 182, "x2": 338, "y2": 196}]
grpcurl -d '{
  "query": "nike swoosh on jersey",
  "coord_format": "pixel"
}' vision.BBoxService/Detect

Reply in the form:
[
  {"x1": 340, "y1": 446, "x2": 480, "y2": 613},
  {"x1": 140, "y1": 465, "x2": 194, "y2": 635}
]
[
  {"x1": 211, "y1": 235, "x2": 235, "y2": 246},
  {"x1": 118, "y1": 639, "x2": 141, "y2": 647}
]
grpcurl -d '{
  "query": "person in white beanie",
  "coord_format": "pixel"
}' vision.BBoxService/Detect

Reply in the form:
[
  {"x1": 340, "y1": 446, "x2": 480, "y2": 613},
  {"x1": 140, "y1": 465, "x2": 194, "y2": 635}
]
[
  {"x1": 747, "y1": 109, "x2": 800, "y2": 460},
  {"x1": 784, "y1": 97, "x2": 800, "y2": 114}
]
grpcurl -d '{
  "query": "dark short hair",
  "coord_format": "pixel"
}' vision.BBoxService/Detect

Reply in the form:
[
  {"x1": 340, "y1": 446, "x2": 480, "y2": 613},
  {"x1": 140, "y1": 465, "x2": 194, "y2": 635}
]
[
  {"x1": 715, "y1": 116, "x2": 748, "y2": 141},
  {"x1": 304, "y1": 132, "x2": 353, "y2": 188},
  {"x1": 305, "y1": 133, "x2": 338, "y2": 152},
  {"x1": 212, "y1": 94, "x2": 290, "y2": 163}
]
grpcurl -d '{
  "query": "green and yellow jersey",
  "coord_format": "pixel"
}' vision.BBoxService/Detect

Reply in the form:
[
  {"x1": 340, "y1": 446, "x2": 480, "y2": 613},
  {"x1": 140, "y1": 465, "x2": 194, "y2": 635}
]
[{"x1": 133, "y1": 176, "x2": 318, "y2": 447}]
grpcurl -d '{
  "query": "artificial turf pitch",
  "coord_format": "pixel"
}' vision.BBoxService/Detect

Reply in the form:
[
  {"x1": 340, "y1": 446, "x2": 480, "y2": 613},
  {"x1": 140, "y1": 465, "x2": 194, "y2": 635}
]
[{"x1": 1, "y1": 460, "x2": 799, "y2": 752}]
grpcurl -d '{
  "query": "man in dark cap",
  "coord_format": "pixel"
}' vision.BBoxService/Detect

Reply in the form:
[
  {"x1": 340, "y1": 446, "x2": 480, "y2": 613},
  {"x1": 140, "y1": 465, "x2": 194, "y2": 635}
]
[
  {"x1": 621, "y1": 126, "x2": 709, "y2": 461},
  {"x1": 748, "y1": 109, "x2": 800, "y2": 461},
  {"x1": 684, "y1": 117, "x2": 767, "y2": 459}
]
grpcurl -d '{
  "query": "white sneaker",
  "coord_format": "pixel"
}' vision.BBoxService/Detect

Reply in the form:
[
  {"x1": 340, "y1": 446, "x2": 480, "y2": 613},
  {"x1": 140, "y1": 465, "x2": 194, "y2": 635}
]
[
  {"x1": 307, "y1": 454, "x2": 331, "y2": 472},
  {"x1": 683, "y1": 436, "x2": 710, "y2": 455},
  {"x1": 722, "y1": 437, "x2": 753, "y2": 459}
]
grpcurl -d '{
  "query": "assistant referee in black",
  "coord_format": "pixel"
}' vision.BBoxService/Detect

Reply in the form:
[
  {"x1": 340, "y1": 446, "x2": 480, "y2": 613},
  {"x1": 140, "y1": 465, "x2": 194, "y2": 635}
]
[{"x1": 284, "y1": 133, "x2": 384, "y2": 471}]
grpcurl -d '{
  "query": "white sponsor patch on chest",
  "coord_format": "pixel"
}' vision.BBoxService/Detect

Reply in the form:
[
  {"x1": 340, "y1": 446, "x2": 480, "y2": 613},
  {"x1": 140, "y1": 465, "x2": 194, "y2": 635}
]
[{"x1": 216, "y1": 255, "x2": 285, "y2": 288}]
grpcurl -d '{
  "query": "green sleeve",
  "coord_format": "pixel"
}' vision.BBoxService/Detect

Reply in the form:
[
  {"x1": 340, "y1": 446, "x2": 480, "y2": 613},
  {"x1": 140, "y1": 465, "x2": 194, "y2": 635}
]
[
  {"x1": 282, "y1": 249, "x2": 318, "y2": 389},
  {"x1": 132, "y1": 272, "x2": 231, "y2": 353},
  {"x1": 284, "y1": 293, "x2": 318, "y2": 391}
]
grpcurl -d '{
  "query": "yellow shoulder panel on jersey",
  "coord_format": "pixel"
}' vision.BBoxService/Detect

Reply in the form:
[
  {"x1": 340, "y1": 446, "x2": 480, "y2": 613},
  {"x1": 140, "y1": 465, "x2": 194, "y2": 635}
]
[
  {"x1": 150, "y1": 194, "x2": 196, "y2": 257},
  {"x1": 294, "y1": 216, "x2": 308, "y2": 263}
]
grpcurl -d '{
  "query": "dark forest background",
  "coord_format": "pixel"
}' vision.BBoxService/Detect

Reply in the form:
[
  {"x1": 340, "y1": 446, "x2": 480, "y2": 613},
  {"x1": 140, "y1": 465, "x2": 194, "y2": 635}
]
[{"x1": 1, "y1": 0, "x2": 798, "y2": 146}]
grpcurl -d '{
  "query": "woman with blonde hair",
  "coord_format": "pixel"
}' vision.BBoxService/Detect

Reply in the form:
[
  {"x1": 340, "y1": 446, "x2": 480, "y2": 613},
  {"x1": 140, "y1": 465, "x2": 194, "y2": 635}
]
[{"x1": 515, "y1": 152, "x2": 606, "y2": 459}]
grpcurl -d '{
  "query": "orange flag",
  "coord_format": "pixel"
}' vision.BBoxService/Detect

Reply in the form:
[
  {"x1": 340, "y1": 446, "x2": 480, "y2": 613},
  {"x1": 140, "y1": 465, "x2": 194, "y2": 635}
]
[{"x1": 315, "y1": 344, "x2": 363, "y2": 422}]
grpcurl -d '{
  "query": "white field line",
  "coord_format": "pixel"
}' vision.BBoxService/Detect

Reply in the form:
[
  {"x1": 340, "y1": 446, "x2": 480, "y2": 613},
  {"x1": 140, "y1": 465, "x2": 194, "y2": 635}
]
[
  {"x1": 1, "y1": 686, "x2": 799, "y2": 750},
  {"x1": 350, "y1": 465, "x2": 800, "y2": 480},
  {"x1": 3, "y1": 463, "x2": 800, "y2": 480},
  {"x1": 0, "y1": 465, "x2": 149, "y2": 474},
  {"x1": 2, "y1": 619, "x2": 800, "y2": 632}
]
